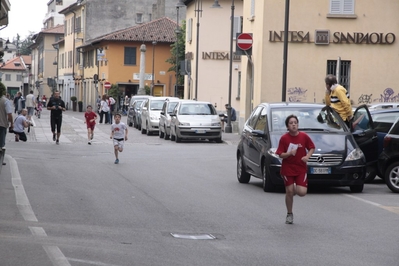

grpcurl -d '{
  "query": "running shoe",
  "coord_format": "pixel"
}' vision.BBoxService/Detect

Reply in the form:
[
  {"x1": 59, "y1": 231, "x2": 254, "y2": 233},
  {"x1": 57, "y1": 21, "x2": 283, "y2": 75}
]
[
  {"x1": 88, "y1": 141, "x2": 91, "y2": 145},
  {"x1": 53, "y1": 134, "x2": 56, "y2": 141},
  {"x1": 56, "y1": 140, "x2": 59, "y2": 145},
  {"x1": 286, "y1": 213, "x2": 293, "y2": 224},
  {"x1": 114, "y1": 159, "x2": 119, "y2": 164}
]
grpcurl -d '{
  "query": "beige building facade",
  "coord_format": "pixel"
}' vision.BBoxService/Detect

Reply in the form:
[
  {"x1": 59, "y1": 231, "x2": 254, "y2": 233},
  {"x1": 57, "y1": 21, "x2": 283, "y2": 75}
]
[{"x1": 238, "y1": 0, "x2": 399, "y2": 127}]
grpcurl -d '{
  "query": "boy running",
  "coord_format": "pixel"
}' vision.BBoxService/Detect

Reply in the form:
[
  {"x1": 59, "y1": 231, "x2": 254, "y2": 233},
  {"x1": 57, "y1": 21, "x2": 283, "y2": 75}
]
[
  {"x1": 276, "y1": 114, "x2": 315, "y2": 224},
  {"x1": 110, "y1": 113, "x2": 128, "y2": 164},
  {"x1": 84, "y1": 105, "x2": 97, "y2": 145}
]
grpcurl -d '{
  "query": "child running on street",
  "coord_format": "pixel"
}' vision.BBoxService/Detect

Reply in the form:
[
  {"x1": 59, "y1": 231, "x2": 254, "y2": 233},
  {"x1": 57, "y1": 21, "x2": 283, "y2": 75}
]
[
  {"x1": 110, "y1": 113, "x2": 128, "y2": 164},
  {"x1": 84, "y1": 105, "x2": 97, "y2": 145}
]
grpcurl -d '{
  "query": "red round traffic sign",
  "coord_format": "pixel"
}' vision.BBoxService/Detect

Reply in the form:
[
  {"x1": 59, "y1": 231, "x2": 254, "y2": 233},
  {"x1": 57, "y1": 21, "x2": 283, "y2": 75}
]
[
  {"x1": 104, "y1": 81, "x2": 111, "y2": 89},
  {"x1": 237, "y1": 33, "x2": 253, "y2": 51}
]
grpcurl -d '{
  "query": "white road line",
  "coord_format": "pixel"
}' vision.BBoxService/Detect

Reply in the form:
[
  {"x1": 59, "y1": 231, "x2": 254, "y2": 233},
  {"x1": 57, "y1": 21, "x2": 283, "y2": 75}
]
[
  {"x1": 66, "y1": 258, "x2": 121, "y2": 266},
  {"x1": 344, "y1": 194, "x2": 382, "y2": 207},
  {"x1": 7, "y1": 154, "x2": 71, "y2": 266}
]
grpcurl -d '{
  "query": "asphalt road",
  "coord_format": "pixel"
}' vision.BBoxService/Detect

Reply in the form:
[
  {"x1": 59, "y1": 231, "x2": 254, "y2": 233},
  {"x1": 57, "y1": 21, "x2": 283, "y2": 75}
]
[{"x1": 0, "y1": 109, "x2": 398, "y2": 266}]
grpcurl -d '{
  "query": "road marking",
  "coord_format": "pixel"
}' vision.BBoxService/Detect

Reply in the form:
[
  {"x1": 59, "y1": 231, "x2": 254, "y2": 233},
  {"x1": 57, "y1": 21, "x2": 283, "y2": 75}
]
[
  {"x1": 344, "y1": 194, "x2": 399, "y2": 214},
  {"x1": 66, "y1": 258, "x2": 122, "y2": 266},
  {"x1": 7, "y1": 154, "x2": 71, "y2": 266}
]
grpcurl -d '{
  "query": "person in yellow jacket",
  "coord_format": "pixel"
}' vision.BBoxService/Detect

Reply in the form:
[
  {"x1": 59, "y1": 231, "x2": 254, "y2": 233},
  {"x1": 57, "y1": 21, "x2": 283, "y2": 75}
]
[{"x1": 324, "y1": 74, "x2": 353, "y2": 126}]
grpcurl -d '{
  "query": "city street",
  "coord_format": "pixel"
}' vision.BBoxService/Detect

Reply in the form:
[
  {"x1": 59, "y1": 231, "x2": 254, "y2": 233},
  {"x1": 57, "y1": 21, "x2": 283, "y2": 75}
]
[{"x1": 0, "y1": 109, "x2": 398, "y2": 266}]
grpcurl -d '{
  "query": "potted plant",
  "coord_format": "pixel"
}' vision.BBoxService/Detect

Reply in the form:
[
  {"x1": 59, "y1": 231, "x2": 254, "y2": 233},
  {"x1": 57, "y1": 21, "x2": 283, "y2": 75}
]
[
  {"x1": 78, "y1": 101, "x2": 83, "y2": 112},
  {"x1": 71, "y1": 96, "x2": 77, "y2": 111}
]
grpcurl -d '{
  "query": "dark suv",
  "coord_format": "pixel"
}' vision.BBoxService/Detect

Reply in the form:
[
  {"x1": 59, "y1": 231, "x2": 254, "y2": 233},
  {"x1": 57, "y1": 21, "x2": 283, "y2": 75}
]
[
  {"x1": 378, "y1": 118, "x2": 399, "y2": 193},
  {"x1": 236, "y1": 103, "x2": 378, "y2": 193}
]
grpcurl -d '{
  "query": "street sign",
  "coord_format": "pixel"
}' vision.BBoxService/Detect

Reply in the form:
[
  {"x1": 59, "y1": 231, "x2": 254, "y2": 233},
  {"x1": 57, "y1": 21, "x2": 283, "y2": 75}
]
[
  {"x1": 237, "y1": 33, "x2": 253, "y2": 51},
  {"x1": 104, "y1": 81, "x2": 111, "y2": 89}
]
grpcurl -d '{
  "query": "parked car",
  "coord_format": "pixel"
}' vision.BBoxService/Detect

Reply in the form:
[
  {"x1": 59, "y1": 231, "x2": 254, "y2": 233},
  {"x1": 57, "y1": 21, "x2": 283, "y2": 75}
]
[
  {"x1": 141, "y1": 97, "x2": 179, "y2": 135},
  {"x1": 365, "y1": 108, "x2": 399, "y2": 181},
  {"x1": 378, "y1": 118, "x2": 399, "y2": 193},
  {"x1": 159, "y1": 99, "x2": 181, "y2": 140},
  {"x1": 135, "y1": 100, "x2": 147, "y2": 131},
  {"x1": 127, "y1": 95, "x2": 152, "y2": 127},
  {"x1": 367, "y1": 102, "x2": 399, "y2": 110},
  {"x1": 170, "y1": 100, "x2": 222, "y2": 143},
  {"x1": 237, "y1": 103, "x2": 378, "y2": 193}
]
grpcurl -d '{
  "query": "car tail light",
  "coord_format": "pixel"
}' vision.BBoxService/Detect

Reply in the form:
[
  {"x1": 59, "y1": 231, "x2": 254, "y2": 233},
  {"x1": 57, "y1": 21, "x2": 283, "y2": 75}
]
[{"x1": 383, "y1": 136, "x2": 391, "y2": 148}]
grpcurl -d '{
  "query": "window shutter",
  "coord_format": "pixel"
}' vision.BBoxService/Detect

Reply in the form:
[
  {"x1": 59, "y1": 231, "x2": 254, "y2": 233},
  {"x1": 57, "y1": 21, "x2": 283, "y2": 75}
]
[
  {"x1": 233, "y1": 16, "x2": 241, "y2": 40},
  {"x1": 342, "y1": 0, "x2": 354, "y2": 14},
  {"x1": 250, "y1": 0, "x2": 255, "y2": 17},
  {"x1": 330, "y1": 0, "x2": 341, "y2": 14},
  {"x1": 187, "y1": 18, "x2": 193, "y2": 43},
  {"x1": 330, "y1": 0, "x2": 354, "y2": 14}
]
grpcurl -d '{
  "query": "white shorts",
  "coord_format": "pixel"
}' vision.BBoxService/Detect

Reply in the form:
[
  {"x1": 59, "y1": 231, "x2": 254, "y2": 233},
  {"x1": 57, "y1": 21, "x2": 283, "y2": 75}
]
[{"x1": 113, "y1": 138, "x2": 124, "y2": 149}]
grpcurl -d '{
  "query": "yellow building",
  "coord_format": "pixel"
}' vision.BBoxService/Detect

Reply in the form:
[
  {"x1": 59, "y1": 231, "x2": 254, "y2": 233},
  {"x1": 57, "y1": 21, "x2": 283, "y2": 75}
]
[
  {"x1": 78, "y1": 17, "x2": 178, "y2": 107},
  {"x1": 239, "y1": 0, "x2": 399, "y2": 127}
]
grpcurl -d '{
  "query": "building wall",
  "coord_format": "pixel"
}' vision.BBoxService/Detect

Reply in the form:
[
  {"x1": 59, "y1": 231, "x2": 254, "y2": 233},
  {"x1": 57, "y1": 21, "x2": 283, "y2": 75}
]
[
  {"x1": 184, "y1": 0, "x2": 243, "y2": 112},
  {"x1": 240, "y1": 0, "x2": 399, "y2": 123}
]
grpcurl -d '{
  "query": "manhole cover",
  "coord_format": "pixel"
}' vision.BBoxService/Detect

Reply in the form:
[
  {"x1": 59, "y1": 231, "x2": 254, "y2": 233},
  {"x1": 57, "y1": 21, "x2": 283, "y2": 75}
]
[{"x1": 170, "y1": 233, "x2": 216, "y2": 240}]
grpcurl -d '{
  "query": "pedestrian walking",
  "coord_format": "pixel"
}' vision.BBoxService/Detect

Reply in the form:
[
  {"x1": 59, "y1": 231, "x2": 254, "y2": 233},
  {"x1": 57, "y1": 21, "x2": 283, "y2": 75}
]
[
  {"x1": 47, "y1": 91, "x2": 66, "y2": 145},
  {"x1": 13, "y1": 91, "x2": 21, "y2": 114},
  {"x1": 110, "y1": 113, "x2": 128, "y2": 164},
  {"x1": 124, "y1": 95, "x2": 129, "y2": 113},
  {"x1": 0, "y1": 82, "x2": 14, "y2": 165},
  {"x1": 96, "y1": 95, "x2": 101, "y2": 114},
  {"x1": 25, "y1": 90, "x2": 36, "y2": 121},
  {"x1": 13, "y1": 109, "x2": 31, "y2": 142},
  {"x1": 84, "y1": 105, "x2": 97, "y2": 145},
  {"x1": 99, "y1": 94, "x2": 110, "y2": 124},
  {"x1": 276, "y1": 114, "x2": 315, "y2": 224},
  {"x1": 324, "y1": 74, "x2": 353, "y2": 127},
  {"x1": 108, "y1": 95, "x2": 116, "y2": 124}
]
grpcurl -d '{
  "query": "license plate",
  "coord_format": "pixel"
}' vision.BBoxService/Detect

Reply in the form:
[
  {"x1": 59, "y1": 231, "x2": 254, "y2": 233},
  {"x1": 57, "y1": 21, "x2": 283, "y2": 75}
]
[
  {"x1": 310, "y1": 167, "x2": 331, "y2": 174},
  {"x1": 195, "y1": 130, "x2": 206, "y2": 134}
]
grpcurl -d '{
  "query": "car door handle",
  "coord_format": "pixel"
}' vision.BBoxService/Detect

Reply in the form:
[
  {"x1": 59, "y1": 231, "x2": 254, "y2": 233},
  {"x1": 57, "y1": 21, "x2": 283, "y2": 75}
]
[{"x1": 358, "y1": 132, "x2": 366, "y2": 137}]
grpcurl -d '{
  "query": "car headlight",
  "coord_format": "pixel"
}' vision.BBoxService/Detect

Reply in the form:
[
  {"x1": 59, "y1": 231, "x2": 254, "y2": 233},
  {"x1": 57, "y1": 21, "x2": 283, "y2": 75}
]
[
  {"x1": 268, "y1": 148, "x2": 282, "y2": 160},
  {"x1": 179, "y1": 122, "x2": 190, "y2": 126},
  {"x1": 211, "y1": 120, "x2": 221, "y2": 126},
  {"x1": 345, "y1": 148, "x2": 365, "y2": 161}
]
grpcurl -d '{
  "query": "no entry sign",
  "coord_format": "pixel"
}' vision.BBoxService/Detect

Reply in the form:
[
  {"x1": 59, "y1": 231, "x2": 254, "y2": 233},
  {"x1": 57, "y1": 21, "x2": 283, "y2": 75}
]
[
  {"x1": 237, "y1": 33, "x2": 253, "y2": 51},
  {"x1": 104, "y1": 81, "x2": 111, "y2": 89}
]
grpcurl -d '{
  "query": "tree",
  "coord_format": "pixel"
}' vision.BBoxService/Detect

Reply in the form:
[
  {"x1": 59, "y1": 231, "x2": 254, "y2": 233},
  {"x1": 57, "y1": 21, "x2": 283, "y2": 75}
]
[
  {"x1": 11, "y1": 33, "x2": 34, "y2": 55},
  {"x1": 166, "y1": 20, "x2": 186, "y2": 86}
]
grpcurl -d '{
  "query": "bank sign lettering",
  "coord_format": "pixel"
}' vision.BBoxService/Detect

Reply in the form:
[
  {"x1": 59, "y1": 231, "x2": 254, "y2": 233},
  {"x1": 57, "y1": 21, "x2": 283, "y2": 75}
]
[{"x1": 269, "y1": 30, "x2": 396, "y2": 45}]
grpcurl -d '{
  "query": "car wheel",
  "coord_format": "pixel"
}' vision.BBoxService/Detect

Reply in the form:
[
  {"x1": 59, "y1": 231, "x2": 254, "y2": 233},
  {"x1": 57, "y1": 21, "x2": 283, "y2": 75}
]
[
  {"x1": 262, "y1": 161, "x2": 275, "y2": 192},
  {"x1": 215, "y1": 137, "x2": 223, "y2": 143},
  {"x1": 385, "y1": 162, "x2": 399, "y2": 193},
  {"x1": 146, "y1": 123, "x2": 151, "y2": 136},
  {"x1": 237, "y1": 154, "x2": 250, "y2": 183},
  {"x1": 159, "y1": 128, "x2": 164, "y2": 138},
  {"x1": 164, "y1": 131, "x2": 170, "y2": 140},
  {"x1": 171, "y1": 132, "x2": 175, "y2": 141},
  {"x1": 141, "y1": 125, "x2": 146, "y2": 134},
  {"x1": 175, "y1": 133, "x2": 182, "y2": 143},
  {"x1": 350, "y1": 183, "x2": 364, "y2": 193},
  {"x1": 364, "y1": 166, "x2": 377, "y2": 183}
]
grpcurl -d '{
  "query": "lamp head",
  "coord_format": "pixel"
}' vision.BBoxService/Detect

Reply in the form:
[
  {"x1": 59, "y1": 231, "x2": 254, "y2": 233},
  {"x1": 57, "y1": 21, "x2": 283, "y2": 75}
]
[
  {"x1": 175, "y1": 0, "x2": 185, "y2": 8},
  {"x1": 211, "y1": 0, "x2": 221, "y2": 8}
]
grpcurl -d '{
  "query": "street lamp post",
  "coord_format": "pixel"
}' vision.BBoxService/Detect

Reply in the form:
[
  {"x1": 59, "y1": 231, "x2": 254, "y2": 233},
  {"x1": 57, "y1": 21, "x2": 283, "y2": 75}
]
[
  {"x1": 175, "y1": 1, "x2": 185, "y2": 97},
  {"x1": 52, "y1": 43, "x2": 59, "y2": 93},
  {"x1": 225, "y1": 0, "x2": 235, "y2": 133},
  {"x1": 194, "y1": 0, "x2": 202, "y2": 100},
  {"x1": 151, "y1": 41, "x2": 157, "y2": 96}
]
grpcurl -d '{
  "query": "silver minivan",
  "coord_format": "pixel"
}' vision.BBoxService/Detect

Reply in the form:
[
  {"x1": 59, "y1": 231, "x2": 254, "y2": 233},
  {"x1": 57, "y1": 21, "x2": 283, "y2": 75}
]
[
  {"x1": 141, "y1": 97, "x2": 179, "y2": 135},
  {"x1": 127, "y1": 95, "x2": 152, "y2": 127},
  {"x1": 159, "y1": 99, "x2": 181, "y2": 140}
]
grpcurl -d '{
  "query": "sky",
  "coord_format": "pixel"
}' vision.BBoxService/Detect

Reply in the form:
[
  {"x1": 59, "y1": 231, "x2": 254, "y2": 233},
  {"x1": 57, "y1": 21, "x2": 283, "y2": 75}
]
[{"x1": 1, "y1": 0, "x2": 49, "y2": 41}]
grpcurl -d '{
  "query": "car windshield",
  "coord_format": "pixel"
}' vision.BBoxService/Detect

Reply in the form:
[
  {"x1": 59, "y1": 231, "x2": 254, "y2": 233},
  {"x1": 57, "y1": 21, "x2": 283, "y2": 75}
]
[
  {"x1": 167, "y1": 102, "x2": 179, "y2": 113},
  {"x1": 135, "y1": 100, "x2": 143, "y2": 110},
  {"x1": 150, "y1": 100, "x2": 164, "y2": 110},
  {"x1": 179, "y1": 103, "x2": 216, "y2": 115},
  {"x1": 271, "y1": 107, "x2": 345, "y2": 132}
]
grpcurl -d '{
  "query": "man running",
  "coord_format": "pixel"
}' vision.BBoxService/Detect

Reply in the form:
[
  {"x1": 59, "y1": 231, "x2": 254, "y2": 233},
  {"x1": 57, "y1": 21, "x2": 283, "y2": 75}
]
[{"x1": 47, "y1": 91, "x2": 66, "y2": 144}]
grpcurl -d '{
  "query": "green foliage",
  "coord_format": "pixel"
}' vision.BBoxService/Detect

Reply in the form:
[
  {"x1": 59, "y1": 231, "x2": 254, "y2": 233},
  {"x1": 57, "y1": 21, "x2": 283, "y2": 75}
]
[
  {"x1": 108, "y1": 84, "x2": 119, "y2": 99},
  {"x1": 70, "y1": 96, "x2": 77, "y2": 102},
  {"x1": 12, "y1": 33, "x2": 34, "y2": 55},
  {"x1": 145, "y1": 85, "x2": 150, "y2": 95},
  {"x1": 0, "y1": 81, "x2": 6, "y2": 97},
  {"x1": 166, "y1": 20, "x2": 186, "y2": 85}
]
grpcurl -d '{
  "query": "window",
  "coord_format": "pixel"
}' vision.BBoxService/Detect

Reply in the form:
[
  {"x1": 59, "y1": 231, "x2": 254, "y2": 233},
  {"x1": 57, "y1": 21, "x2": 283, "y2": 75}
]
[
  {"x1": 75, "y1": 16, "x2": 82, "y2": 33},
  {"x1": 56, "y1": 0, "x2": 63, "y2": 5},
  {"x1": 136, "y1": 13, "x2": 143, "y2": 24},
  {"x1": 254, "y1": 108, "x2": 267, "y2": 131},
  {"x1": 16, "y1": 75, "x2": 22, "y2": 81},
  {"x1": 247, "y1": 107, "x2": 263, "y2": 129},
  {"x1": 124, "y1": 47, "x2": 137, "y2": 65},
  {"x1": 250, "y1": 0, "x2": 255, "y2": 20},
  {"x1": 5, "y1": 74, "x2": 10, "y2": 81},
  {"x1": 237, "y1": 71, "x2": 241, "y2": 99},
  {"x1": 329, "y1": 0, "x2": 354, "y2": 15},
  {"x1": 327, "y1": 60, "x2": 351, "y2": 92}
]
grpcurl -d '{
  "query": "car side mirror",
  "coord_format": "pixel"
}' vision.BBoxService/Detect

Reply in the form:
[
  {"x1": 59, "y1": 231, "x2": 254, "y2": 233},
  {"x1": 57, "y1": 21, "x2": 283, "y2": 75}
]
[
  {"x1": 252, "y1": 130, "x2": 266, "y2": 138},
  {"x1": 160, "y1": 111, "x2": 164, "y2": 115},
  {"x1": 142, "y1": 107, "x2": 147, "y2": 111}
]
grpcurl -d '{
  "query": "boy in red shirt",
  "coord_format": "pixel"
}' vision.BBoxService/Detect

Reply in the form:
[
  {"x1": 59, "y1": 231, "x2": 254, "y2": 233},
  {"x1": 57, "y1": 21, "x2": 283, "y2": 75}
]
[
  {"x1": 276, "y1": 114, "x2": 315, "y2": 224},
  {"x1": 84, "y1": 105, "x2": 97, "y2": 145}
]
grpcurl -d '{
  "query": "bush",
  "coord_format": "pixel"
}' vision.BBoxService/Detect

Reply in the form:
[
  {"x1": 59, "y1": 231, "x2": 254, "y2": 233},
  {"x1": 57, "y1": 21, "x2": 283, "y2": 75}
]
[{"x1": 70, "y1": 96, "x2": 77, "y2": 102}]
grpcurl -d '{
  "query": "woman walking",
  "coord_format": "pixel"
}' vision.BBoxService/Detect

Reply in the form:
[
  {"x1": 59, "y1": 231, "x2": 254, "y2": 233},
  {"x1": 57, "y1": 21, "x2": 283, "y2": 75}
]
[{"x1": 99, "y1": 94, "x2": 110, "y2": 124}]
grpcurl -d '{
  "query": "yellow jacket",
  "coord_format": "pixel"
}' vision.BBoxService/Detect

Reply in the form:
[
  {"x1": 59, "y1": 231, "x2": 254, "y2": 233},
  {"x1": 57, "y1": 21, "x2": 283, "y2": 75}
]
[{"x1": 325, "y1": 84, "x2": 353, "y2": 121}]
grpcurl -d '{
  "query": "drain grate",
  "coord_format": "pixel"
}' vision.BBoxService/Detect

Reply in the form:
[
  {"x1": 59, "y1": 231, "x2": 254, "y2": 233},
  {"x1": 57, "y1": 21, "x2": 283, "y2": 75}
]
[{"x1": 170, "y1": 233, "x2": 216, "y2": 240}]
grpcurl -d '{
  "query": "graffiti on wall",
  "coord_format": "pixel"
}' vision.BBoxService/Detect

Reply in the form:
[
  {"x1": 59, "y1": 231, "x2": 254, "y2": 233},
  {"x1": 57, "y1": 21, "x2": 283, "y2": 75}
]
[
  {"x1": 358, "y1": 94, "x2": 373, "y2": 104},
  {"x1": 288, "y1": 87, "x2": 307, "y2": 102},
  {"x1": 374, "y1": 88, "x2": 399, "y2": 103}
]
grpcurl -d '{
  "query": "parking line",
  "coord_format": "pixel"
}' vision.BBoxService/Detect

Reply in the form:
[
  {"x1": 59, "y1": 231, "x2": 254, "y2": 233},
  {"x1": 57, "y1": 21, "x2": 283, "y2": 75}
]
[{"x1": 344, "y1": 194, "x2": 399, "y2": 214}]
